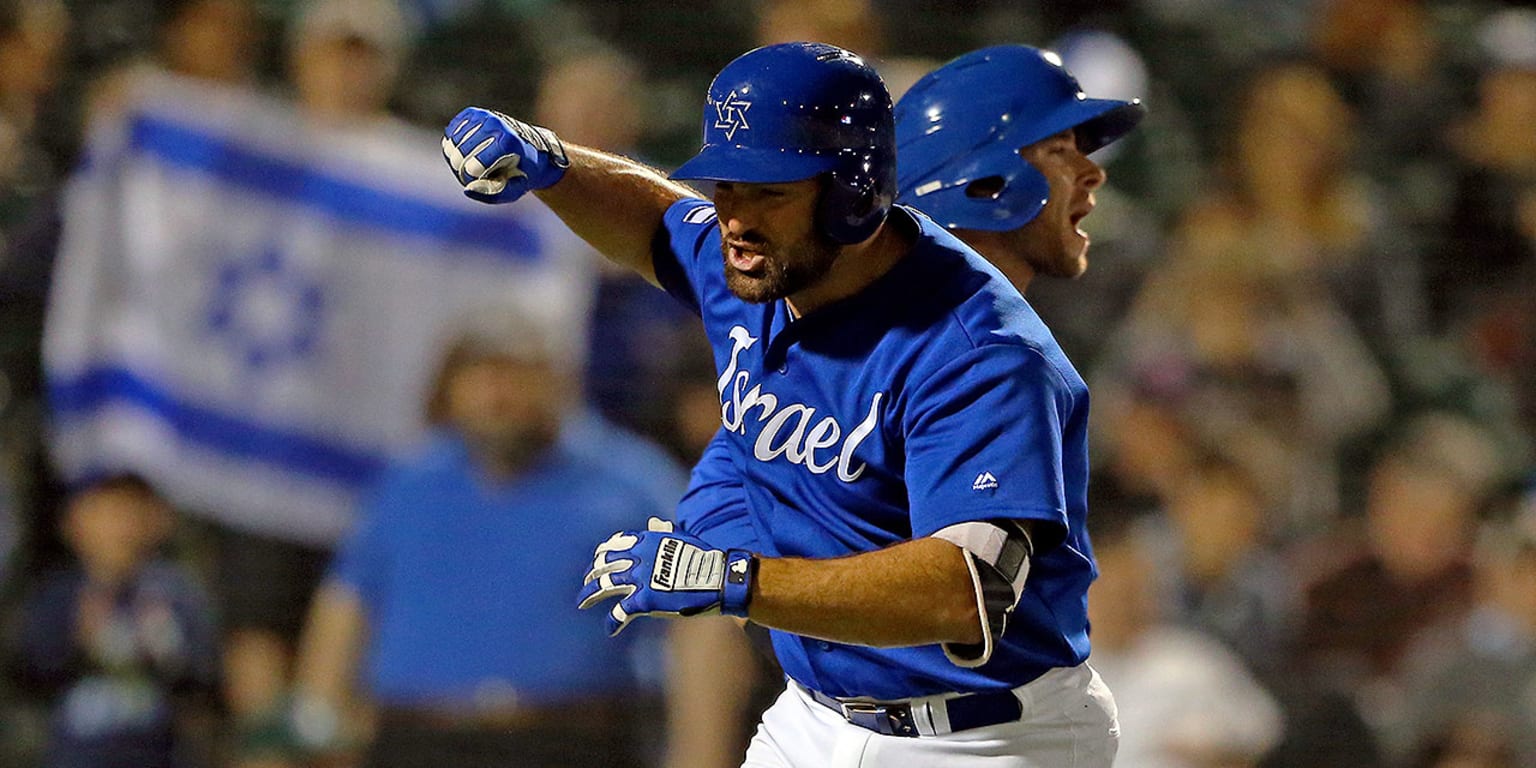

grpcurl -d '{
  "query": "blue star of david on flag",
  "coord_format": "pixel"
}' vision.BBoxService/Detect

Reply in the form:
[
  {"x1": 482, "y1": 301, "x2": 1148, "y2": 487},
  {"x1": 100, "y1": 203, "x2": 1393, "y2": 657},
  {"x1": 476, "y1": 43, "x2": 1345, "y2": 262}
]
[
  {"x1": 713, "y1": 90, "x2": 752, "y2": 140},
  {"x1": 205, "y1": 245, "x2": 326, "y2": 371}
]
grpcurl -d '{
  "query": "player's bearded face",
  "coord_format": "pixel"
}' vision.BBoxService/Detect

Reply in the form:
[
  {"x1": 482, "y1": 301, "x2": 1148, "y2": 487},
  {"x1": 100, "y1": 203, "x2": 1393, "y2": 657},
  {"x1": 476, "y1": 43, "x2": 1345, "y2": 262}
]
[{"x1": 715, "y1": 179, "x2": 840, "y2": 303}]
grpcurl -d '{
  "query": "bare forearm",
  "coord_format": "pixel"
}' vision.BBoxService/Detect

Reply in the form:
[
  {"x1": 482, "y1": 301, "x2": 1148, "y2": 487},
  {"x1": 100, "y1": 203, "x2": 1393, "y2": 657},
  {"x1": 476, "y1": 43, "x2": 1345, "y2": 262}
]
[
  {"x1": 292, "y1": 583, "x2": 368, "y2": 705},
  {"x1": 666, "y1": 618, "x2": 757, "y2": 768},
  {"x1": 747, "y1": 537, "x2": 981, "y2": 647},
  {"x1": 534, "y1": 145, "x2": 700, "y2": 286}
]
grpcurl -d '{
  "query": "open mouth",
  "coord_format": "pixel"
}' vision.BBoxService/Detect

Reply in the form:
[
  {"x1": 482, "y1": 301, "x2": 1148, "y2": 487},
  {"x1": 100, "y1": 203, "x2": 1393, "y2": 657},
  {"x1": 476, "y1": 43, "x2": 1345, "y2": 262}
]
[
  {"x1": 1069, "y1": 203, "x2": 1094, "y2": 236},
  {"x1": 726, "y1": 242, "x2": 767, "y2": 273}
]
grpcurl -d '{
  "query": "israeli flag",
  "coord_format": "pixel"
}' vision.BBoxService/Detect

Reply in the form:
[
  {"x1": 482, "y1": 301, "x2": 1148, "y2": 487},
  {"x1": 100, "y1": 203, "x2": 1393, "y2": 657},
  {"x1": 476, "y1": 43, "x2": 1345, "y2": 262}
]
[{"x1": 45, "y1": 72, "x2": 595, "y2": 544}]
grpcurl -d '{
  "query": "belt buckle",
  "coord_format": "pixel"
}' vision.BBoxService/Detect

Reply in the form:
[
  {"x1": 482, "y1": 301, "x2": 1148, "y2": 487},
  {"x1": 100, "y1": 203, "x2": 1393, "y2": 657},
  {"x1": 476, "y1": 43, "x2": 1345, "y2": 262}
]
[{"x1": 839, "y1": 701, "x2": 918, "y2": 737}]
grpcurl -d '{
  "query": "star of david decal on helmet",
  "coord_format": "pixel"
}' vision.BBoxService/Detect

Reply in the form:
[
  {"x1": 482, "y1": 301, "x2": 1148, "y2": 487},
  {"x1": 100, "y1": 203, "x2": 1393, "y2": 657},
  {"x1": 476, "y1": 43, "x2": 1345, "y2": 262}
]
[{"x1": 713, "y1": 90, "x2": 752, "y2": 140}]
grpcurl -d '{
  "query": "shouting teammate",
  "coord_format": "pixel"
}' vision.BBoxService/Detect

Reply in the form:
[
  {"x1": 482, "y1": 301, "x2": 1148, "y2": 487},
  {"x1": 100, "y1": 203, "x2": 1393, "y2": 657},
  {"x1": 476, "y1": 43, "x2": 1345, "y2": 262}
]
[
  {"x1": 895, "y1": 45, "x2": 1144, "y2": 291},
  {"x1": 443, "y1": 42, "x2": 1140, "y2": 767}
]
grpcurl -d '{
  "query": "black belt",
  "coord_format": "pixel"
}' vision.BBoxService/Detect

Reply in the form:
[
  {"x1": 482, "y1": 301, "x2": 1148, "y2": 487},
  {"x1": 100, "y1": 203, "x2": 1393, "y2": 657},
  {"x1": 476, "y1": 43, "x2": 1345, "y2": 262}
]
[{"x1": 797, "y1": 681, "x2": 1024, "y2": 737}]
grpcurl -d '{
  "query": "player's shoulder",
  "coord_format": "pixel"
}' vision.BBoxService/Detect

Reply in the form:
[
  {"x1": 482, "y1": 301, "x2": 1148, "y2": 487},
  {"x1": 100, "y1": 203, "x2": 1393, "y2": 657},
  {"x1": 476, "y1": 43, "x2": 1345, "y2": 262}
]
[
  {"x1": 891, "y1": 209, "x2": 1085, "y2": 392},
  {"x1": 899, "y1": 209, "x2": 1056, "y2": 352},
  {"x1": 665, "y1": 197, "x2": 719, "y2": 229}
]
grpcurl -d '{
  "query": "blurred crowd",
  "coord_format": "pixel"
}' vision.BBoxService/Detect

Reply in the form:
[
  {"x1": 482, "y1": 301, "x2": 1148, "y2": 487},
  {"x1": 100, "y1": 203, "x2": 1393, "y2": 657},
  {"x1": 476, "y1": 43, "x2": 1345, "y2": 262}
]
[{"x1": 1, "y1": 0, "x2": 1534, "y2": 767}]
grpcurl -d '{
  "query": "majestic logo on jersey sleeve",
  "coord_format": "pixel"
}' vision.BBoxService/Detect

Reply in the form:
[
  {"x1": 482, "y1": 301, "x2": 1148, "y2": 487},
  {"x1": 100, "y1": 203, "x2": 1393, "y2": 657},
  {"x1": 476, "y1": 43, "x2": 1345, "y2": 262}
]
[
  {"x1": 972, "y1": 472, "x2": 999, "y2": 491},
  {"x1": 716, "y1": 325, "x2": 881, "y2": 482},
  {"x1": 713, "y1": 91, "x2": 752, "y2": 140},
  {"x1": 682, "y1": 205, "x2": 717, "y2": 225}
]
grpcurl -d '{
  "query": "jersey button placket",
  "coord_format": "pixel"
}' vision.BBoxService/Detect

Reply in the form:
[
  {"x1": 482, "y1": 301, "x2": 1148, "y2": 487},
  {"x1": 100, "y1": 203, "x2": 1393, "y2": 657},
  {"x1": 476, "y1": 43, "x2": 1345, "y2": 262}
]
[
  {"x1": 766, "y1": 340, "x2": 790, "y2": 375},
  {"x1": 767, "y1": 312, "x2": 794, "y2": 375}
]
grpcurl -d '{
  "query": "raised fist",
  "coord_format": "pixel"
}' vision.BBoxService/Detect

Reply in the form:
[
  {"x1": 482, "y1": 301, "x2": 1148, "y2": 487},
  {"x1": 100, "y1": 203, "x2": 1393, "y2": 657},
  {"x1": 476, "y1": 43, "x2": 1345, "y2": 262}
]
[{"x1": 442, "y1": 107, "x2": 569, "y2": 204}]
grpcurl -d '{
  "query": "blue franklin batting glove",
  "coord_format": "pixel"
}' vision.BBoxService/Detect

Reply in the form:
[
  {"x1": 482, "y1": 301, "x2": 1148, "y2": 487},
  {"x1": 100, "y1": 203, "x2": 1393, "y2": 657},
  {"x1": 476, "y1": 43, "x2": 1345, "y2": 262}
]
[
  {"x1": 578, "y1": 517, "x2": 758, "y2": 636},
  {"x1": 441, "y1": 107, "x2": 569, "y2": 204}
]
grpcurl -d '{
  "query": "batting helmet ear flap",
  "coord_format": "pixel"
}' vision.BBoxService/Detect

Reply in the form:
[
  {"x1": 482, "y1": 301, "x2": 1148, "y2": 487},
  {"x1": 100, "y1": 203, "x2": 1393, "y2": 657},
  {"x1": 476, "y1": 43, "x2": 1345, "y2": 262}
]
[
  {"x1": 904, "y1": 147, "x2": 1050, "y2": 231},
  {"x1": 819, "y1": 168, "x2": 892, "y2": 244}
]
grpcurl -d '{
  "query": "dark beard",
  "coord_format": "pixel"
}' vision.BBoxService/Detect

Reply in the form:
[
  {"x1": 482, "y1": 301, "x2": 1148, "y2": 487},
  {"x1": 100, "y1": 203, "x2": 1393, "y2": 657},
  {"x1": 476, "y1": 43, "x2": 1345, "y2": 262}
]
[
  {"x1": 465, "y1": 425, "x2": 557, "y2": 479},
  {"x1": 722, "y1": 233, "x2": 841, "y2": 303}
]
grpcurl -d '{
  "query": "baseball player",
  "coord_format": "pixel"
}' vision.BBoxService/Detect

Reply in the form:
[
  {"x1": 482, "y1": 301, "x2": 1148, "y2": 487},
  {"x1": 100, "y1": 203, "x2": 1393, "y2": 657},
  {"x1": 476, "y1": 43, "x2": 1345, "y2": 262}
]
[
  {"x1": 442, "y1": 42, "x2": 1139, "y2": 767},
  {"x1": 677, "y1": 43, "x2": 1146, "y2": 551},
  {"x1": 665, "y1": 44, "x2": 1145, "y2": 766}
]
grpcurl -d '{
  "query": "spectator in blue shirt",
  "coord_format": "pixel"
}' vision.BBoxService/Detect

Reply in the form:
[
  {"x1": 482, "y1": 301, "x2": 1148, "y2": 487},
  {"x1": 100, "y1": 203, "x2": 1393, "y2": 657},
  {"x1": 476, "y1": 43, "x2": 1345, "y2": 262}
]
[
  {"x1": 11, "y1": 473, "x2": 220, "y2": 768},
  {"x1": 279, "y1": 306, "x2": 678, "y2": 768}
]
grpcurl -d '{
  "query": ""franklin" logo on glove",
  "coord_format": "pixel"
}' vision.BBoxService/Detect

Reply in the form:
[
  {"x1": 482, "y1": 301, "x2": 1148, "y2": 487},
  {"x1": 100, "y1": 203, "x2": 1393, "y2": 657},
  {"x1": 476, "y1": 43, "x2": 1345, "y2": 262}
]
[{"x1": 651, "y1": 537, "x2": 726, "y2": 592}]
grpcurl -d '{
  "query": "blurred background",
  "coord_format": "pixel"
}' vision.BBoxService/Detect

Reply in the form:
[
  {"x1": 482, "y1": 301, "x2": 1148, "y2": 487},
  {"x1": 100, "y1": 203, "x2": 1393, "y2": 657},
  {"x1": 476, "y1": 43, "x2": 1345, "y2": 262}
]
[{"x1": 1, "y1": 0, "x2": 1534, "y2": 767}]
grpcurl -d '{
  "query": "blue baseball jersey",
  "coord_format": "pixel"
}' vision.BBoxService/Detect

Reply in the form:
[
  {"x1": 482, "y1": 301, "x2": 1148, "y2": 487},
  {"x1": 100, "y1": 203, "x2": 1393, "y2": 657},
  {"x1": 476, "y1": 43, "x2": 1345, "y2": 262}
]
[
  {"x1": 676, "y1": 430, "x2": 760, "y2": 550},
  {"x1": 654, "y1": 199, "x2": 1097, "y2": 699}
]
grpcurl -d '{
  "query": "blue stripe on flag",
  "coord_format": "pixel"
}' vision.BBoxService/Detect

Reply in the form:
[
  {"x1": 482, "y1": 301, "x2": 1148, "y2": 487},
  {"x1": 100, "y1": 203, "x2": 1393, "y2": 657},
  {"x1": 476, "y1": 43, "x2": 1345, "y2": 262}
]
[
  {"x1": 50, "y1": 368, "x2": 387, "y2": 486},
  {"x1": 126, "y1": 115, "x2": 544, "y2": 261}
]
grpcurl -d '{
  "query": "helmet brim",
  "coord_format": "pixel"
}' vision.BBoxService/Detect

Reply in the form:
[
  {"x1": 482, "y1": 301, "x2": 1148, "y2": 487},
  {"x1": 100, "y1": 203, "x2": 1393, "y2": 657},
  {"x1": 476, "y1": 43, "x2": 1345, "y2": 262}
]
[
  {"x1": 1063, "y1": 98, "x2": 1146, "y2": 154},
  {"x1": 670, "y1": 144, "x2": 842, "y2": 184}
]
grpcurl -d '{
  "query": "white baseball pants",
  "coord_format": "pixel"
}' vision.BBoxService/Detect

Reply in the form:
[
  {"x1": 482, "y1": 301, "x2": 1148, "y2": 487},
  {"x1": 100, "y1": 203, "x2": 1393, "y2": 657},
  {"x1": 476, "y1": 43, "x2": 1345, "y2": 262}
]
[{"x1": 741, "y1": 663, "x2": 1119, "y2": 767}]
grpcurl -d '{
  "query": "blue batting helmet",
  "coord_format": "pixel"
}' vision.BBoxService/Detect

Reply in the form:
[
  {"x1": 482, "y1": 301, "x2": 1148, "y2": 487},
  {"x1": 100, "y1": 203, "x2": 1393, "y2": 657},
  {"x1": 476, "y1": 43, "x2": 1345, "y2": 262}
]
[
  {"x1": 894, "y1": 45, "x2": 1145, "y2": 231},
  {"x1": 670, "y1": 42, "x2": 896, "y2": 244}
]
